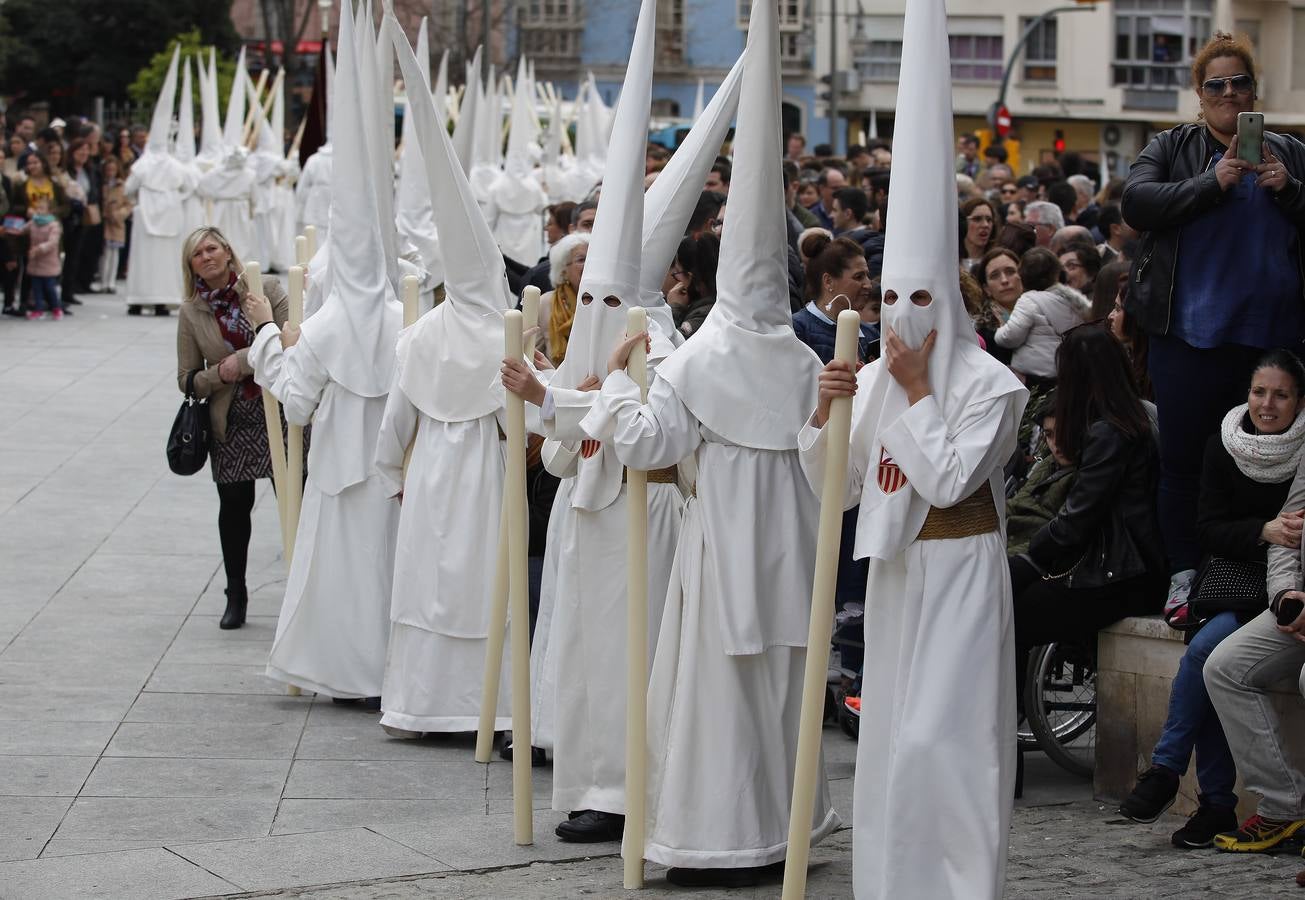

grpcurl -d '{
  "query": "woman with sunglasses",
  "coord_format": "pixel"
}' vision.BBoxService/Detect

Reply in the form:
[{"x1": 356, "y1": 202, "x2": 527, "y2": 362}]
[{"x1": 1121, "y1": 31, "x2": 1305, "y2": 614}]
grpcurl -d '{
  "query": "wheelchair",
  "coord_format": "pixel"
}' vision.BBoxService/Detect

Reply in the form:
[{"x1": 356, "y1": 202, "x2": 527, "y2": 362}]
[{"x1": 1019, "y1": 638, "x2": 1097, "y2": 778}]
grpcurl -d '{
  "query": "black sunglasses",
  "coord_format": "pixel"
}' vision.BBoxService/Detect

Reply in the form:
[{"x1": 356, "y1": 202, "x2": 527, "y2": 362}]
[{"x1": 1200, "y1": 74, "x2": 1254, "y2": 97}]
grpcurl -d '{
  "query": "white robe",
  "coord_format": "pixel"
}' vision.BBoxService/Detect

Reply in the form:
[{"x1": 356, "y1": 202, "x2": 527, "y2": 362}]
[
  {"x1": 199, "y1": 166, "x2": 256, "y2": 262},
  {"x1": 296, "y1": 146, "x2": 332, "y2": 243},
  {"x1": 250, "y1": 326, "x2": 397, "y2": 699},
  {"x1": 585, "y1": 371, "x2": 839, "y2": 868},
  {"x1": 540, "y1": 381, "x2": 684, "y2": 815},
  {"x1": 372, "y1": 370, "x2": 511, "y2": 733},
  {"x1": 799, "y1": 382, "x2": 1022, "y2": 900},
  {"x1": 123, "y1": 158, "x2": 192, "y2": 308}
]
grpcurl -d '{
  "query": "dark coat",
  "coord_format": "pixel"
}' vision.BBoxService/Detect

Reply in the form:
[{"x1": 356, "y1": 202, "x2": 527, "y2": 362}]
[
  {"x1": 1196, "y1": 428, "x2": 1293, "y2": 562},
  {"x1": 1121, "y1": 122, "x2": 1305, "y2": 336}
]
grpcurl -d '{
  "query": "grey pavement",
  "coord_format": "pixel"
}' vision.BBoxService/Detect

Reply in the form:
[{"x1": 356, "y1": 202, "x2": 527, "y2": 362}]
[{"x1": 1, "y1": 295, "x2": 1302, "y2": 898}]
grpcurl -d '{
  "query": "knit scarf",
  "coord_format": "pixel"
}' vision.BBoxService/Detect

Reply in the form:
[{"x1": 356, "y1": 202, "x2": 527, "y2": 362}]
[
  {"x1": 1220, "y1": 403, "x2": 1305, "y2": 483},
  {"x1": 197, "y1": 272, "x2": 260, "y2": 401},
  {"x1": 548, "y1": 281, "x2": 578, "y2": 366}
]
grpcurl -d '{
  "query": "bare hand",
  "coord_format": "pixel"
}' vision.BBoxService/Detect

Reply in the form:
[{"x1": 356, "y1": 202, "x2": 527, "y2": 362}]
[
  {"x1": 532, "y1": 349, "x2": 554, "y2": 371},
  {"x1": 217, "y1": 354, "x2": 242, "y2": 384},
  {"x1": 814, "y1": 359, "x2": 857, "y2": 428},
  {"x1": 279, "y1": 325, "x2": 301, "y2": 349},
  {"x1": 666, "y1": 281, "x2": 689, "y2": 308},
  {"x1": 578, "y1": 375, "x2": 602, "y2": 392},
  {"x1": 1262, "y1": 510, "x2": 1305, "y2": 549},
  {"x1": 1214, "y1": 136, "x2": 1251, "y2": 191},
  {"x1": 1256, "y1": 149, "x2": 1290, "y2": 193},
  {"x1": 607, "y1": 330, "x2": 650, "y2": 374},
  {"x1": 883, "y1": 326, "x2": 936, "y2": 404},
  {"x1": 502, "y1": 357, "x2": 546, "y2": 406},
  {"x1": 241, "y1": 284, "x2": 274, "y2": 327},
  {"x1": 1276, "y1": 590, "x2": 1305, "y2": 644}
]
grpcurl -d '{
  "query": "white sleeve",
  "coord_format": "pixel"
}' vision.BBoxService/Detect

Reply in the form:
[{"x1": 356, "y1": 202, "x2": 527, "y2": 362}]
[
  {"x1": 582, "y1": 371, "x2": 701, "y2": 471},
  {"x1": 880, "y1": 393, "x2": 1020, "y2": 508},
  {"x1": 994, "y1": 296, "x2": 1035, "y2": 349},
  {"x1": 797, "y1": 369, "x2": 874, "y2": 509},
  {"x1": 373, "y1": 370, "x2": 417, "y2": 499},
  {"x1": 540, "y1": 386, "x2": 597, "y2": 442},
  {"x1": 249, "y1": 326, "x2": 327, "y2": 426}
]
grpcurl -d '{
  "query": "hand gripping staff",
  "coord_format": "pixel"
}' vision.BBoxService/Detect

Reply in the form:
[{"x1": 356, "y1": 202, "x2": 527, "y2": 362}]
[
  {"x1": 782, "y1": 310, "x2": 861, "y2": 898},
  {"x1": 623, "y1": 306, "x2": 650, "y2": 889}
]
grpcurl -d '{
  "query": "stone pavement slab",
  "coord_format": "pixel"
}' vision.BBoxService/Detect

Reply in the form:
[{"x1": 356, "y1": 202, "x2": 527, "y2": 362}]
[{"x1": 0, "y1": 846, "x2": 238, "y2": 899}]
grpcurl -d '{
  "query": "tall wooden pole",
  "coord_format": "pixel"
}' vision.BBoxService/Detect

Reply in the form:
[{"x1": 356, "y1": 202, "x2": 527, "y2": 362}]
[
  {"x1": 504, "y1": 309, "x2": 534, "y2": 845},
  {"x1": 245, "y1": 261, "x2": 291, "y2": 561},
  {"x1": 283, "y1": 265, "x2": 306, "y2": 565},
  {"x1": 295, "y1": 234, "x2": 310, "y2": 267},
  {"x1": 622, "y1": 306, "x2": 650, "y2": 890},
  {"x1": 475, "y1": 493, "x2": 511, "y2": 764},
  {"x1": 782, "y1": 310, "x2": 861, "y2": 899}
]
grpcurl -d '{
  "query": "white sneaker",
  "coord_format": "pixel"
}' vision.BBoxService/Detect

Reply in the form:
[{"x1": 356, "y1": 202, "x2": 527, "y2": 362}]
[{"x1": 1163, "y1": 568, "x2": 1197, "y2": 617}]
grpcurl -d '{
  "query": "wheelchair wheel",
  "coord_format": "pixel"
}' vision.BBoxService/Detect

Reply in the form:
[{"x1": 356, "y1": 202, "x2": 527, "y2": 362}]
[{"x1": 1024, "y1": 641, "x2": 1097, "y2": 778}]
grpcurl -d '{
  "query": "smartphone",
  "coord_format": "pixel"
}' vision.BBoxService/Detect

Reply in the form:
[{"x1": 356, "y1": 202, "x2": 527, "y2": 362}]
[
  {"x1": 1277, "y1": 595, "x2": 1304, "y2": 627},
  {"x1": 1237, "y1": 111, "x2": 1264, "y2": 165}
]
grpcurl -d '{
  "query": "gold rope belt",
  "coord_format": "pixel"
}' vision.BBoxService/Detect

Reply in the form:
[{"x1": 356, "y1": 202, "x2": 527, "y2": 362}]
[
  {"x1": 916, "y1": 481, "x2": 999, "y2": 541},
  {"x1": 624, "y1": 466, "x2": 678, "y2": 484}
]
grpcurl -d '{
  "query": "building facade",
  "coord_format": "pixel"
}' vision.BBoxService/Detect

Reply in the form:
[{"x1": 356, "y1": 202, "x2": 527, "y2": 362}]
[{"x1": 818, "y1": 0, "x2": 1305, "y2": 177}]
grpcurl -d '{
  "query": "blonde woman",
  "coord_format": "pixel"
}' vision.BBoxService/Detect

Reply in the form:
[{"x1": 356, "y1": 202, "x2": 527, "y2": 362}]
[
  {"x1": 175, "y1": 227, "x2": 288, "y2": 629},
  {"x1": 537, "y1": 232, "x2": 589, "y2": 366}
]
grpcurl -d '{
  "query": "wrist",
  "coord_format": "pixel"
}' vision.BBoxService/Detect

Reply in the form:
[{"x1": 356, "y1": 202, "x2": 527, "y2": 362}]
[{"x1": 527, "y1": 380, "x2": 546, "y2": 407}]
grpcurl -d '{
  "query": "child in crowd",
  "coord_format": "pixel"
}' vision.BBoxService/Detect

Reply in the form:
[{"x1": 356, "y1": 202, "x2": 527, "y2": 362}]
[
  {"x1": 24, "y1": 197, "x2": 63, "y2": 320},
  {"x1": 99, "y1": 156, "x2": 131, "y2": 293},
  {"x1": 993, "y1": 246, "x2": 1092, "y2": 384}
]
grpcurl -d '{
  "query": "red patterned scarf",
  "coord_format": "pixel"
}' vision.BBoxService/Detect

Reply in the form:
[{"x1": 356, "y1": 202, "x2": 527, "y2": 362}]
[{"x1": 197, "y1": 272, "x2": 260, "y2": 400}]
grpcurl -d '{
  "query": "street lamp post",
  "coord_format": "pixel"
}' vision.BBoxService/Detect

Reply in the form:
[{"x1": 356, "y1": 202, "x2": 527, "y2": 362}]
[
  {"x1": 991, "y1": 4, "x2": 1096, "y2": 141},
  {"x1": 318, "y1": 0, "x2": 332, "y2": 38},
  {"x1": 828, "y1": 0, "x2": 840, "y2": 155}
]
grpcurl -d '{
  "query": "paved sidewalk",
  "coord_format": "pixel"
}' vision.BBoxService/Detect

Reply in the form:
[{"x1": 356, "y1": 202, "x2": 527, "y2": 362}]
[{"x1": 1, "y1": 296, "x2": 1301, "y2": 898}]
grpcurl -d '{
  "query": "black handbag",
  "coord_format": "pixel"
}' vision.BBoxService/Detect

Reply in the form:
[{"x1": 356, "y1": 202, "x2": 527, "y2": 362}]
[
  {"x1": 1188, "y1": 556, "x2": 1268, "y2": 619},
  {"x1": 166, "y1": 371, "x2": 210, "y2": 476}
]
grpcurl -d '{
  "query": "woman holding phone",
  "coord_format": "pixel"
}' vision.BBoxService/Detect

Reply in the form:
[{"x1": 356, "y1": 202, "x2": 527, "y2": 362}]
[{"x1": 1121, "y1": 31, "x2": 1305, "y2": 616}]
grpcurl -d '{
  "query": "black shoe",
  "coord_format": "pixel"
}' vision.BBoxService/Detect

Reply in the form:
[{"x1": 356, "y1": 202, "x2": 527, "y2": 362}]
[
  {"x1": 499, "y1": 740, "x2": 548, "y2": 767},
  {"x1": 330, "y1": 696, "x2": 382, "y2": 710},
  {"x1": 154, "y1": 304, "x2": 171, "y2": 316},
  {"x1": 1119, "y1": 765, "x2": 1180, "y2": 823},
  {"x1": 1172, "y1": 803, "x2": 1239, "y2": 849},
  {"x1": 219, "y1": 586, "x2": 248, "y2": 629},
  {"x1": 3, "y1": 306, "x2": 22, "y2": 317},
  {"x1": 665, "y1": 862, "x2": 784, "y2": 888},
  {"x1": 555, "y1": 810, "x2": 624, "y2": 843},
  {"x1": 64, "y1": 296, "x2": 82, "y2": 305},
  {"x1": 127, "y1": 305, "x2": 142, "y2": 316}
]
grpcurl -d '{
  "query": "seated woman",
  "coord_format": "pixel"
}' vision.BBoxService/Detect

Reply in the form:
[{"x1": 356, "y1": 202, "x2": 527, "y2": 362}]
[
  {"x1": 1006, "y1": 394, "x2": 1076, "y2": 557},
  {"x1": 666, "y1": 233, "x2": 719, "y2": 338},
  {"x1": 1118, "y1": 350, "x2": 1305, "y2": 848},
  {"x1": 1108, "y1": 280, "x2": 1153, "y2": 400},
  {"x1": 1010, "y1": 324, "x2": 1166, "y2": 715},
  {"x1": 538, "y1": 232, "x2": 589, "y2": 367}
]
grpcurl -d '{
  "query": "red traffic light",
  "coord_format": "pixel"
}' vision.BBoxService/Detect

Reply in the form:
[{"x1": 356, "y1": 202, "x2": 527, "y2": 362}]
[{"x1": 1053, "y1": 129, "x2": 1066, "y2": 154}]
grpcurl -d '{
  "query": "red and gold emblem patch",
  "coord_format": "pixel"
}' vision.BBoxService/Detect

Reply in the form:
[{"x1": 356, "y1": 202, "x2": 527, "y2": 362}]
[
  {"x1": 877, "y1": 447, "x2": 908, "y2": 494},
  {"x1": 580, "y1": 439, "x2": 602, "y2": 459}
]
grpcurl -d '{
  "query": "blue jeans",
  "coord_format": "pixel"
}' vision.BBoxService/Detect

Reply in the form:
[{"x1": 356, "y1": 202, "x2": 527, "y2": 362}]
[
  {"x1": 1151, "y1": 610, "x2": 1241, "y2": 808},
  {"x1": 30, "y1": 275, "x2": 61, "y2": 312}
]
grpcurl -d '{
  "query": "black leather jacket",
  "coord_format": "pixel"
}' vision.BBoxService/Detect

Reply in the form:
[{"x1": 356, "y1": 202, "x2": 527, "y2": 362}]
[
  {"x1": 1027, "y1": 419, "x2": 1165, "y2": 589},
  {"x1": 1121, "y1": 122, "x2": 1305, "y2": 336}
]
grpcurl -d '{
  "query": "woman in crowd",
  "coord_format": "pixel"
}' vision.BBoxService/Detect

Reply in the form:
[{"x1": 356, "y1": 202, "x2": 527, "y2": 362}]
[
  {"x1": 959, "y1": 196, "x2": 997, "y2": 271},
  {"x1": 1109, "y1": 281, "x2": 1154, "y2": 400},
  {"x1": 996, "y1": 247, "x2": 1091, "y2": 386},
  {"x1": 1092, "y1": 259, "x2": 1131, "y2": 320},
  {"x1": 174, "y1": 227, "x2": 288, "y2": 630},
  {"x1": 1119, "y1": 350, "x2": 1305, "y2": 849},
  {"x1": 537, "y1": 231, "x2": 588, "y2": 367},
  {"x1": 98, "y1": 156, "x2": 131, "y2": 294},
  {"x1": 972, "y1": 246, "x2": 1024, "y2": 362},
  {"x1": 1010, "y1": 324, "x2": 1166, "y2": 711},
  {"x1": 793, "y1": 232, "x2": 878, "y2": 363},
  {"x1": 67, "y1": 137, "x2": 102, "y2": 296},
  {"x1": 3, "y1": 135, "x2": 22, "y2": 178},
  {"x1": 667, "y1": 232, "x2": 719, "y2": 338},
  {"x1": 1058, "y1": 241, "x2": 1101, "y2": 296},
  {"x1": 60, "y1": 138, "x2": 97, "y2": 303},
  {"x1": 1122, "y1": 31, "x2": 1305, "y2": 609}
]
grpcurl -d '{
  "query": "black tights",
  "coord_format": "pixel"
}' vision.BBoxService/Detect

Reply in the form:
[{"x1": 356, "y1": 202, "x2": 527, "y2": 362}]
[{"x1": 216, "y1": 481, "x2": 257, "y2": 590}]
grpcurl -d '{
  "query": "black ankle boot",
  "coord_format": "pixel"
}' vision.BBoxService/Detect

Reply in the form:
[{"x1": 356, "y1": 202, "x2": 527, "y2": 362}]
[{"x1": 220, "y1": 586, "x2": 248, "y2": 629}]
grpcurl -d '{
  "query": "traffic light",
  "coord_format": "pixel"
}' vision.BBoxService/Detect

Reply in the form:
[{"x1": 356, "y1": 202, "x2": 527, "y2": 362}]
[
  {"x1": 1053, "y1": 129, "x2": 1066, "y2": 156},
  {"x1": 818, "y1": 73, "x2": 832, "y2": 103}
]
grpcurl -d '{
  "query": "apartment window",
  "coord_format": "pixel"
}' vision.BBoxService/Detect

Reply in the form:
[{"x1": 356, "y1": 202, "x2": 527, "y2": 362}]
[
  {"x1": 1112, "y1": 0, "x2": 1212, "y2": 97},
  {"x1": 1020, "y1": 17, "x2": 1057, "y2": 82},
  {"x1": 658, "y1": 0, "x2": 685, "y2": 65},
  {"x1": 521, "y1": 0, "x2": 579, "y2": 24},
  {"x1": 852, "y1": 16, "x2": 903, "y2": 81},
  {"x1": 737, "y1": 1, "x2": 806, "y2": 62},
  {"x1": 948, "y1": 18, "x2": 1004, "y2": 82},
  {"x1": 1292, "y1": 11, "x2": 1305, "y2": 89},
  {"x1": 519, "y1": 0, "x2": 583, "y2": 61}
]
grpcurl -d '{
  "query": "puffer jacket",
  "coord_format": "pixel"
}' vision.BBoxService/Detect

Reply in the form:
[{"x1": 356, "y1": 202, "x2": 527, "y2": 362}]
[
  {"x1": 993, "y1": 283, "x2": 1091, "y2": 379},
  {"x1": 1121, "y1": 122, "x2": 1305, "y2": 336}
]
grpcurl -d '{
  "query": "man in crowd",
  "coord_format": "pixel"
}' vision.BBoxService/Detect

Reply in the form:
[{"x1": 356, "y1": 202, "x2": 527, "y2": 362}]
[
  {"x1": 811, "y1": 165, "x2": 846, "y2": 229},
  {"x1": 704, "y1": 159, "x2": 731, "y2": 194},
  {"x1": 786, "y1": 131, "x2": 807, "y2": 160},
  {"x1": 1025, "y1": 200, "x2": 1065, "y2": 248}
]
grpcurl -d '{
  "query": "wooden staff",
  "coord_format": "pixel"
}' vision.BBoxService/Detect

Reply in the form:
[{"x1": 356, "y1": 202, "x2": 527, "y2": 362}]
[
  {"x1": 288, "y1": 115, "x2": 308, "y2": 161},
  {"x1": 782, "y1": 310, "x2": 861, "y2": 899},
  {"x1": 521, "y1": 286, "x2": 540, "y2": 356},
  {"x1": 241, "y1": 69, "x2": 271, "y2": 146},
  {"x1": 475, "y1": 492, "x2": 510, "y2": 764},
  {"x1": 504, "y1": 309, "x2": 534, "y2": 845},
  {"x1": 622, "y1": 305, "x2": 650, "y2": 889},
  {"x1": 244, "y1": 261, "x2": 290, "y2": 557},
  {"x1": 295, "y1": 235, "x2": 310, "y2": 268},
  {"x1": 283, "y1": 265, "x2": 306, "y2": 565},
  {"x1": 304, "y1": 225, "x2": 318, "y2": 260}
]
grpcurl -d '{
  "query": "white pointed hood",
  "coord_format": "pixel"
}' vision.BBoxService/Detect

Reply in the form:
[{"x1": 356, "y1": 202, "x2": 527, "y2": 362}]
[
  {"x1": 396, "y1": 16, "x2": 442, "y2": 283},
  {"x1": 489, "y1": 54, "x2": 548, "y2": 264},
  {"x1": 364, "y1": 1, "x2": 399, "y2": 292},
  {"x1": 222, "y1": 48, "x2": 248, "y2": 149},
  {"x1": 297, "y1": 0, "x2": 402, "y2": 399},
  {"x1": 692, "y1": 77, "x2": 705, "y2": 122},
  {"x1": 271, "y1": 67, "x2": 285, "y2": 154},
  {"x1": 640, "y1": 50, "x2": 744, "y2": 312},
  {"x1": 147, "y1": 46, "x2": 180, "y2": 154},
  {"x1": 504, "y1": 55, "x2": 539, "y2": 176},
  {"x1": 197, "y1": 49, "x2": 223, "y2": 164},
  {"x1": 654, "y1": 0, "x2": 821, "y2": 451},
  {"x1": 552, "y1": 0, "x2": 674, "y2": 513},
  {"x1": 849, "y1": 0, "x2": 1025, "y2": 561},
  {"x1": 385, "y1": 10, "x2": 510, "y2": 423},
  {"x1": 432, "y1": 48, "x2": 449, "y2": 124},
  {"x1": 174, "y1": 56, "x2": 196, "y2": 162},
  {"x1": 451, "y1": 48, "x2": 481, "y2": 176}
]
